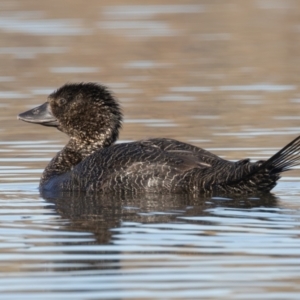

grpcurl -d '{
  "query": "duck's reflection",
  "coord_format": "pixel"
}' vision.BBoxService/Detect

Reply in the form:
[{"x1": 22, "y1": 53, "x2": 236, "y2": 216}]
[{"x1": 42, "y1": 190, "x2": 278, "y2": 244}]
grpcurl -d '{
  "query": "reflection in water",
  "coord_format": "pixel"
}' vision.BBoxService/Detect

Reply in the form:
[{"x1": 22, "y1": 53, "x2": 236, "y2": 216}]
[
  {"x1": 218, "y1": 84, "x2": 296, "y2": 92},
  {"x1": 103, "y1": 5, "x2": 206, "y2": 17},
  {"x1": 100, "y1": 5, "x2": 205, "y2": 37},
  {"x1": 0, "y1": 15, "x2": 90, "y2": 35},
  {"x1": 126, "y1": 118, "x2": 178, "y2": 127},
  {"x1": 170, "y1": 84, "x2": 295, "y2": 93},
  {"x1": 50, "y1": 67, "x2": 100, "y2": 74},
  {"x1": 0, "y1": 91, "x2": 30, "y2": 99},
  {"x1": 99, "y1": 20, "x2": 175, "y2": 37},
  {"x1": 17, "y1": 189, "x2": 294, "y2": 300},
  {"x1": 156, "y1": 94, "x2": 195, "y2": 102},
  {"x1": 42, "y1": 190, "x2": 278, "y2": 245},
  {"x1": 123, "y1": 60, "x2": 171, "y2": 68},
  {"x1": 0, "y1": 47, "x2": 68, "y2": 58}
]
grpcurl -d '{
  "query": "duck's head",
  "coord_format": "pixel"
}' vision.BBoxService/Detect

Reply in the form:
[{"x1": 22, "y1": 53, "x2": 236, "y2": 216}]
[{"x1": 18, "y1": 82, "x2": 123, "y2": 147}]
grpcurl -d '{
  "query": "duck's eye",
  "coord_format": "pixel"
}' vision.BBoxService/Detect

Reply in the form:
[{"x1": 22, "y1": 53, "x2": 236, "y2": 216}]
[{"x1": 58, "y1": 98, "x2": 67, "y2": 106}]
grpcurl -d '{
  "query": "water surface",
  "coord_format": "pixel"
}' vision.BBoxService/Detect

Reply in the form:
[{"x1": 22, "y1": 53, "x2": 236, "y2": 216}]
[{"x1": 1, "y1": 1, "x2": 300, "y2": 299}]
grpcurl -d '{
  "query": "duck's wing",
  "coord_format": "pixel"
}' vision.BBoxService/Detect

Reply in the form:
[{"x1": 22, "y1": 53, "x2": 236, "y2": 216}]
[
  {"x1": 140, "y1": 138, "x2": 230, "y2": 166},
  {"x1": 92, "y1": 139, "x2": 236, "y2": 193},
  {"x1": 73, "y1": 138, "x2": 237, "y2": 193},
  {"x1": 77, "y1": 140, "x2": 216, "y2": 193}
]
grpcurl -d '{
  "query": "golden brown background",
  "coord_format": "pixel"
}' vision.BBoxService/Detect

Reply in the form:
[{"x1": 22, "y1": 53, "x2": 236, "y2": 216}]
[{"x1": 1, "y1": 0, "x2": 300, "y2": 169}]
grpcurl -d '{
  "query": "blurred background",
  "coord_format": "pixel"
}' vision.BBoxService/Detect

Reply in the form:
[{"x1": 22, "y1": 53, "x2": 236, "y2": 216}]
[
  {"x1": 1, "y1": 1, "x2": 300, "y2": 300},
  {"x1": 1, "y1": 0, "x2": 300, "y2": 152}
]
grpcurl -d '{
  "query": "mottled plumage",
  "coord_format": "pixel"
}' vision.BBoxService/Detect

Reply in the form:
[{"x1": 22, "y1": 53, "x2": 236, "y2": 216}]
[{"x1": 18, "y1": 82, "x2": 300, "y2": 195}]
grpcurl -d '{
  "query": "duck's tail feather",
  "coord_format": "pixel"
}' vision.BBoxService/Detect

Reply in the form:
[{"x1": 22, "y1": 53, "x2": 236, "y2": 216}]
[
  {"x1": 218, "y1": 136, "x2": 300, "y2": 194},
  {"x1": 261, "y1": 135, "x2": 300, "y2": 173}
]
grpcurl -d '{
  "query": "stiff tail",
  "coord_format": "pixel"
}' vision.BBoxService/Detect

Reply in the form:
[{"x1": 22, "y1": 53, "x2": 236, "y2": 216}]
[
  {"x1": 219, "y1": 136, "x2": 300, "y2": 194},
  {"x1": 261, "y1": 135, "x2": 300, "y2": 173}
]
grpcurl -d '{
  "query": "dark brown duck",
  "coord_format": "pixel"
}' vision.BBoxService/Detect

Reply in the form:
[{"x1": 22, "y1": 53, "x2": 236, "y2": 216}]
[{"x1": 18, "y1": 82, "x2": 300, "y2": 194}]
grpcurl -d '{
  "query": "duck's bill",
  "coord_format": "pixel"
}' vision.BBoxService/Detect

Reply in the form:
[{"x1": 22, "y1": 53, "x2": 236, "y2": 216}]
[{"x1": 18, "y1": 102, "x2": 59, "y2": 127}]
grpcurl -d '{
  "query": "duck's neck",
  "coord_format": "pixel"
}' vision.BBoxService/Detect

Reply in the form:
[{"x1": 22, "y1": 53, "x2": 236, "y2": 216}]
[{"x1": 40, "y1": 137, "x2": 107, "y2": 186}]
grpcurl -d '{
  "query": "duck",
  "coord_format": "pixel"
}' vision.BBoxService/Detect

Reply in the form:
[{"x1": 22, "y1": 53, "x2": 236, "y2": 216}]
[{"x1": 18, "y1": 82, "x2": 300, "y2": 194}]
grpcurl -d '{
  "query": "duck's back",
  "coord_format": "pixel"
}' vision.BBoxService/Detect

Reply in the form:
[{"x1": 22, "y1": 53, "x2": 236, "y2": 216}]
[{"x1": 43, "y1": 138, "x2": 256, "y2": 193}]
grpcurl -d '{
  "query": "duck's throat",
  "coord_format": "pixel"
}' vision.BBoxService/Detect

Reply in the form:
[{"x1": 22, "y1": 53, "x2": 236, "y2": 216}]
[
  {"x1": 40, "y1": 147, "x2": 81, "y2": 187},
  {"x1": 40, "y1": 138, "x2": 104, "y2": 186}
]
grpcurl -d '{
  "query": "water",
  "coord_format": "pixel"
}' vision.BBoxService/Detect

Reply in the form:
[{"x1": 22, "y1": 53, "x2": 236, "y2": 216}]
[{"x1": 1, "y1": 1, "x2": 300, "y2": 299}]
